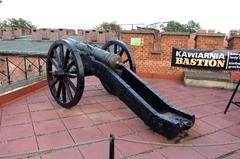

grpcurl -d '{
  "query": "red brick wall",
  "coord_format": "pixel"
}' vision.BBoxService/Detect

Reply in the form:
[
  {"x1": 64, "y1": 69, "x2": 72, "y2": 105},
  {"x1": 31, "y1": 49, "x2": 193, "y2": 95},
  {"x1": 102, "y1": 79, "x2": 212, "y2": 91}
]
[
  {"x1": 228, "y1": 36, "x2": 240, "y2": 50},
  {"x1": 195, "y1": 34, "x2": 225, "y2": 49},
  {"x1": 120, "y1": 31, "x2": 226, "y2": 80}
]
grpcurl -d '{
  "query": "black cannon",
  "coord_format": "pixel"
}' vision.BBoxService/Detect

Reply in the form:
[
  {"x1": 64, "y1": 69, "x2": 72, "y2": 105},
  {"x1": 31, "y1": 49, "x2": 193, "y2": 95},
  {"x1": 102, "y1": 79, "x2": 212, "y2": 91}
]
[{"x1": 46, "y1": 37, "x2": 195, "y2": 139}]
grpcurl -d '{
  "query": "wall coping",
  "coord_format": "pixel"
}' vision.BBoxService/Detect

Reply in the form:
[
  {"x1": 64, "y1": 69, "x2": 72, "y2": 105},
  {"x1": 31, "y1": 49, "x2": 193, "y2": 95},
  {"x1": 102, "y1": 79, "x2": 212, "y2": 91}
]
[
  {"x1": 121, "y1": 30, "x2": 190, "y2": 36},
  {"x1": 196, "y1": 33, "x2": 226, "y2": 37},
  {"x1": 121, "y1": 30, "x2": 156, "y2": 34},
  {"x1": 161, "y1": 32, "x2": 190, "y2": 36}
]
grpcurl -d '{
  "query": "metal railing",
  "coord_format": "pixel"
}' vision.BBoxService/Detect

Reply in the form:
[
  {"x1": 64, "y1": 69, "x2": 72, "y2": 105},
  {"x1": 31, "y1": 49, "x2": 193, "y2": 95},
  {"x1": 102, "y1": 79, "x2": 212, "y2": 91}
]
[{"x1": 0, "y1": 52, "x2": 47, "y2": 93}]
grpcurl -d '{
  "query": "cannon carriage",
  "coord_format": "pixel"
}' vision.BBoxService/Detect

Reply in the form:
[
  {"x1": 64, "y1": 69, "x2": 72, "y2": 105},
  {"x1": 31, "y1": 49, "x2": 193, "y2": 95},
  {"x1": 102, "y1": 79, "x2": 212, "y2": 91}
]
[{"x1": 47, "y1": 38, "x2": 195, "y2": 139}]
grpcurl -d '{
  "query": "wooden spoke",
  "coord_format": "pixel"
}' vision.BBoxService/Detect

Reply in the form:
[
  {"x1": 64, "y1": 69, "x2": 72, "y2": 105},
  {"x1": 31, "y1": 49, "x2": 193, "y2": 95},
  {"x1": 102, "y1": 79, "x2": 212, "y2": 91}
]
[
  {"x1": 49, "y1": 78, "x2": 59, "y2": 87},
  {"x1": 50, "y1": 58, "x2": 59, "y2": 69},
  {"x1": 56, "y1": 80, "x2": 62, "y2": 98},
  {"x1": 119, "y1": 49, "x2": 124, "y2": 56},
  {"x1": 123, "y1": 59, "x2": 129, "y2": 64},
  {"x1": 114, "y1": 44, "x2": 118, "y2": 54},
  {"x1": 65, "y1": 61, "x2": 74, "y2": 72},
  {"x1": 65, "y1": 77, "x2": 77, "y2": 92},
  {"x1": 64, "y1": 79, "x2": 73, "y2": 101},
  {"x1": 54, "y1": 49, "x2": 61, "y2": 65},
  {"x1": 59, "y1": 44, "x2": 64, "y2": 65},
  {"x1": 63, "y1": 49, "x2": 70, "y2": 69},
  {"x1": 62, "y1": 80, "x2": 66, "y2": 103},
  {"x1": 65, "y1": 73, "x2": 77, "y2": 78}
]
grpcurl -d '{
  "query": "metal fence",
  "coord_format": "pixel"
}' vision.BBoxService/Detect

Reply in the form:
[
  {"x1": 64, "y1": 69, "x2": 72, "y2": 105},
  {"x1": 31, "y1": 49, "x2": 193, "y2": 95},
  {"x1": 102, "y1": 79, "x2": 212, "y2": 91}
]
[{"x1": 0, "y1": 52, "x2": 47, "y2": 93}]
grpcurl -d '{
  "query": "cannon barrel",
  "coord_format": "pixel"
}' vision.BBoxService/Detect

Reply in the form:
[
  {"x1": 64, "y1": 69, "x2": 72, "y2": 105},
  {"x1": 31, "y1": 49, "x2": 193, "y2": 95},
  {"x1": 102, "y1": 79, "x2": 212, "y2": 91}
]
[{"x1": 64, "y1": 38, "x2": 121, "y2": 69}]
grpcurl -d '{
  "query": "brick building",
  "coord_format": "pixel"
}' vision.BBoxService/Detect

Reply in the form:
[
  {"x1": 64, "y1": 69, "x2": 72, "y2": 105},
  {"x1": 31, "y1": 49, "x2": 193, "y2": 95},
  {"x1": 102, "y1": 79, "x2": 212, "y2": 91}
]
[{"x1": 120, "y1": 30, "x2": 227, "y2": 80}]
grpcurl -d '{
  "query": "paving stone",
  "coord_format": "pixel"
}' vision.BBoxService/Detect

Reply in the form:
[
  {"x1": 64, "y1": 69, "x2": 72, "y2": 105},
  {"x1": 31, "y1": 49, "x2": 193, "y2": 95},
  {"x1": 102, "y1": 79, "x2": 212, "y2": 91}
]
[
  {"x1": 41, "y1": 148, "x2": 83, "y2": 159},
  {"x1": 70, "y1": 126, "x2": 104, "y2": 143},
  {"x1": 31, "y1": 110, "x2": 59, "y2": 122},
  {"x1": 160, "y1": 147, "x2": 205, "y2": 159},
  {"x1": 37, "y1": 131, "x2": 74, "y2": 150},
  {"x1": 62, "y1": 115, "x2": 94, "y2": 129},
  {"x1": 0, "y1": 123, "x2": 34, "y2": 141},
  {"x1": 0, "y1": 137, "x2": 38, "y2": 155},
  {"x1": 79, "y1": 141, "x2": 123, "y2": 159},
  {"x1": 28, "y1": 102, "x2": 54, "y2": 112},
  {"x1": 1, "y1": 113, "x2": 31, "y2": 126},
  {"x1": 87, "y1": 111, "x2": 118, "y2": 125},
  {"x1": 98, "y1": 121, "x2": 133, "y2": 137},
  {"x1": 33, "y1": 119, "x2": 66, "y2": 135}
]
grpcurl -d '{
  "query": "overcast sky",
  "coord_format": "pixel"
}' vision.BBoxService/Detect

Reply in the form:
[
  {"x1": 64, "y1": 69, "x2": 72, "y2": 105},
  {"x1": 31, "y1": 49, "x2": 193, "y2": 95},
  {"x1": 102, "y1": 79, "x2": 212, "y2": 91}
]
[{"x1": 0, "y1": 0, "x2": 239, "y2": 33}]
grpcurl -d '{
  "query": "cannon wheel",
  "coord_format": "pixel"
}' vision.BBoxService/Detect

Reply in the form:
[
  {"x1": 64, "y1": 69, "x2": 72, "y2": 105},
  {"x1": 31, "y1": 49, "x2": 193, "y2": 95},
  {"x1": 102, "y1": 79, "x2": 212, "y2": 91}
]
[
  {"x1": 102, "y1": 40, "x2": 136, "y2": 72},
  {"x1": 47, "y1": 39, "x2": 84, "y2": 108},
  {"x1": 101, "y1": 40, "x2": 136, "y2": 94}
]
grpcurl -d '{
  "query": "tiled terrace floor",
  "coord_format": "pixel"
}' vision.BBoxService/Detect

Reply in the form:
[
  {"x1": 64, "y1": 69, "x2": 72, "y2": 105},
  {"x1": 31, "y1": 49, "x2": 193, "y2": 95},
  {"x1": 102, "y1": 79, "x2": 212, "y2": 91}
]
[{"x1": 0, "y1": 76, "x2": 240, "y2": 159}]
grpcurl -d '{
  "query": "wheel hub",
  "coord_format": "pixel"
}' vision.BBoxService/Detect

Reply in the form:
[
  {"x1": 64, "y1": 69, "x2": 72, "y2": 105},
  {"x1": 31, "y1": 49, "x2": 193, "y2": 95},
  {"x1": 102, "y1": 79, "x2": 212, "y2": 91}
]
[{"x1": 54, "y1": 69, "x2": 65, "y2": 77}]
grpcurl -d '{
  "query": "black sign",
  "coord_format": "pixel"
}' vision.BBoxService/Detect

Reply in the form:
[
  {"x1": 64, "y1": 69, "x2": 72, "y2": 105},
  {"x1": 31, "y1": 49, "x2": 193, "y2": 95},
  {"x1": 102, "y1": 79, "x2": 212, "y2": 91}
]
[{"x1": 171, "y1": 48, "x2": 240, "y2": 70}]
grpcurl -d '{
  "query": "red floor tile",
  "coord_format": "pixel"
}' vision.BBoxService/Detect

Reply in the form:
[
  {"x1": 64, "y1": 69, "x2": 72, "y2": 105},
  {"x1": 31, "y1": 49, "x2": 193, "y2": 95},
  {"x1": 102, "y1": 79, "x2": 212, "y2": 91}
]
[
  {"x1": 132, "y1": 150, "x2": 166, "y2": 159},
  {"x1": 111, "y1": 108, "x2": 137, "y2": 120},
  {"x1": 33, "y1": 119, "x2": 66, "y2": 135},
  {"x1": 186, "y1": 136, "x2": 232, "y2": 159},
  {"x1": 185, "y1": 106, "x2": 211, "y2": 118},
  {"x1": 159, "y1": 147, "x2": 205, "y2": 159},
  {"x1": 100, "y1": 100, "x2": 126, "y2": 110},
  {"x1": 115, "y1": 134, "x2": 154, "y2": 157},
  {"x1": 123, "y1": 118, "x2": 149, "y2": 133},
  {"x1": 31, "y1": 110, "x2": 59, "y2": 122},
  {"x1": 56, "y1": 106, "x2": 83, "y2": 118},
  {"x1": 87, "y1": 111, "x2": 118, "y2": 125},
  {"x1": 41, "y1": 148, "x2": 83, "y2": 159},
  {"x1": 1, "y1": 113, "x2": 31, "y2": 126},
  {"x1": 4, "y1": 96, "x2": 27, "y2": 106},
  {"x1": 0, "y1": 137, "x2": 38, "y2": 155},
  {"x1": 201, "y1": 115, "x2": 234, "y2": 129},
  {"x1": 27, "y1": 95, "x2": 49, "y2": 104},
  {"x1": 98, "y1": 121, "x2": 133, "y2": 137},
  {"x1": 224, "y1": 125, "x2": 240, "y2": 138},
  {"x1": 192, "y1": 119, "x2": 219, "y2": 135},
  {"x1": 93, "y1": 95, "x2": 117, "y2": 103},
  {"x1": 85, "y1": 90, "x2": 107, "y2": 97},
  {"x1": 77, "y1": 96, "x2": 97, "y2": 106},
  {"x1": 206, "y1": 131, "x2": 240, "y2": 153},
  {"x1": 37, "y1": 131, "x2": 74, "y2": 150},
  {"x1": 137, "y1": 130, "x2": 168, "y2": 148},
  {"x1": 221, "y1": 110, "x2": 240, "y2": 124},
  {"x1": 79, "y1": 103, "x2": 106, "y2": 114},
  {"x1": 79, "y1": 140, "x2": 123, "y2": 159},
  {"x1": 70, "y1": 126, "x2": 104, "y2": 143},
  {"x1": 222, "y1": 151, "x2": 240, "y2": 159},
  {"x1": 0, "y1": 123, "x2": 34, "y2": 142},
  {"x1": 2, "y1": 103, "x2": 28, "y2": 115},
  {"x1": 62, "y1": 115, "x2": 93, "y2": 129},
  {"x1": 28, "y1": 102, "x2": 54, "y2": 112}
]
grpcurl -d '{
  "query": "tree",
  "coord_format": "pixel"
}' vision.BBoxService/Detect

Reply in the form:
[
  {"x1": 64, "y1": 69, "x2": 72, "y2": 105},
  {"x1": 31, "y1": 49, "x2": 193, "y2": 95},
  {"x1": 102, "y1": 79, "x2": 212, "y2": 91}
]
[
  {"x1": 163, "y1": 21, "x2": 188, "y2": 32},
  {"x1": 2, "y1": 18, "x2": 36, "y2": 29},
  {"x1": 185, "y1": 20, "x2": 200, "y2": 33},
  {"x1": 97, "y1": 21, "x2": 121, "y2": 31},
  {"x1": 163, "y1": 20, "x2": 200, "y2": 33}
]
